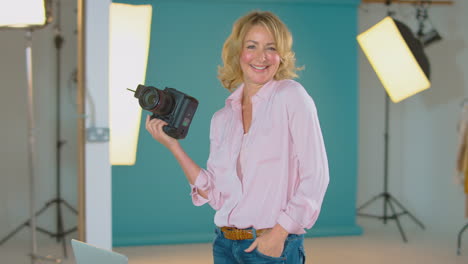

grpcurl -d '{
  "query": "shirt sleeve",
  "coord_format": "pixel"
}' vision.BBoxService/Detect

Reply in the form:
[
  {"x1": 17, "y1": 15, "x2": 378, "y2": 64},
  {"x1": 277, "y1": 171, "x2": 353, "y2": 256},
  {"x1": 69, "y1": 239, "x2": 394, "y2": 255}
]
[
  {"x1": 277, "y1": 83, "x2": 330, "y2": 234},
  {"x1": 189, "y1": 113, "x2": 224, "y2": 210}
]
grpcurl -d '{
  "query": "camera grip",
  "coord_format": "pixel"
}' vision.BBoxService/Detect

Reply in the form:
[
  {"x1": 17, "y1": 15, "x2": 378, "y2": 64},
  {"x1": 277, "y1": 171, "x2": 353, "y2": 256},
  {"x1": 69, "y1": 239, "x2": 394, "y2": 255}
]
[
  {"x1": 162, "y1": 125, "x2": 170, "y2": 135},
  {"x1": 162, "y1": 125, "x2": 179, "y2": 139},
  {"x1": 150, "y1": 114, "x2": 176, "y2": 139}
]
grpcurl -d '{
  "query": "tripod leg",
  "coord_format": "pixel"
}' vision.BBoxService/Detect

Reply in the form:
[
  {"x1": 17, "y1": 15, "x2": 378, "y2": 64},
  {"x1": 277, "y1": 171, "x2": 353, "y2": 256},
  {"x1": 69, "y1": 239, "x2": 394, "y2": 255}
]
[
  {"x1": 55, "y1": 201, "x2": 68, "y2": 258},
  {"x1": 357, "y1": 193, "x2": 385, "y2": 212},
  {"x1": 457, "y1": 222, "x2": 468, "y2": 255},
  {"x1": 0, "y1": 221, "x2": 29, "y2": 245},
  {"x1": 0, "y1": 200, "x2": 57, "y2": 245},
  {"x1": 35, "y1": 226, "x2": 56, "y2": 237},
  {"x1": 60, "y1": 200, "x2": 78, "y2": 214},
  {"x1": 62, "y1": 235, "x2": 68, "y2": 258},
  {"x1": 387, "y1": 199, "x2": 407, "y2": 243},
  {"x1": 64, "y1": 227, "x2": 78, "y2": 236},
  {"x1": 57, "y1": 200, "x2": 64, "y2": 243},
  {"x1": 388, "y1": 195, "x2": 425, "y2": 229},
  {"x1": 383, "y1": 193, "x2": 388, "y2": 224}
]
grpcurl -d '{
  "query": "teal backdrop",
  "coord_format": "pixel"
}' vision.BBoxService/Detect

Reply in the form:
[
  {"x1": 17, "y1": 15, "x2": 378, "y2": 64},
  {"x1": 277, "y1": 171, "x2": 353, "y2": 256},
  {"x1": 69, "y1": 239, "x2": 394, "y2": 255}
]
[{"x1": 112, "y1": 0, "x2": 362, "y2": 247}]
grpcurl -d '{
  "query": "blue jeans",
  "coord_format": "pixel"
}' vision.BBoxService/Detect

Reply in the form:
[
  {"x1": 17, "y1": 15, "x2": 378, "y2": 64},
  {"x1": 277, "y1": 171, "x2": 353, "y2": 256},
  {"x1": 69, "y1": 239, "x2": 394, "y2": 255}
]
[{"x1": 213, "y1": 227, "x2": 306, "y2": 264}]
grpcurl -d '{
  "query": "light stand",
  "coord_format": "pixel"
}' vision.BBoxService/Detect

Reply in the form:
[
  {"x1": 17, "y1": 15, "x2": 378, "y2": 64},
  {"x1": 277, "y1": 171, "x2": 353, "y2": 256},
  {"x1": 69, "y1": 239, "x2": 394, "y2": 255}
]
[
  {"x1": 357, "y1": 4, "x2": 431, "y2": 242},
  {"x1": 35, "y1": 1, "x2": 79, "y2": 256},
  {"x1": 357, "y1": 93, "x2": 425, "y2": 242},
  {"x1": 25, "y1": 28, "x2": 39, "y2": 264},
  {"x1": 26, "y1": 28, "x2": 60, "y2": 264},
  {"x1": 0, "y1": 0, "x2": 76, "y2": 262}
]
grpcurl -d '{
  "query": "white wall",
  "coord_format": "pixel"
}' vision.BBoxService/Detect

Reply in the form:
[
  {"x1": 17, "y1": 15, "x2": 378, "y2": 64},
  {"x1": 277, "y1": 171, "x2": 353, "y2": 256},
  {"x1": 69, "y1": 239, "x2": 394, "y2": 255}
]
[
  {"x1": 84, "y1": 0, "x2": 112, "y2": 249},
  {"x1": 0, "y1": 0, "x2": 78, "y2": 242},
  {"x1": 358, "y1": 0, "x2": 468, "y2": 239}
]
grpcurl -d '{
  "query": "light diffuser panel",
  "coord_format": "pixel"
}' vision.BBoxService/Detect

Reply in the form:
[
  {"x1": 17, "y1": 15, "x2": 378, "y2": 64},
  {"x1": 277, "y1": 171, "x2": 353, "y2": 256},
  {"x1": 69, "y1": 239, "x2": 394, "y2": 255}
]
[
  {"x1": 0, "y1": 0, "x2": 47, "y2": 27},
  {"x1": 357, "y1": 17, "x2": 430, "y2": 103},
  {"x1": 109, "y1": 3, "x2": 152, "y2": 165}
]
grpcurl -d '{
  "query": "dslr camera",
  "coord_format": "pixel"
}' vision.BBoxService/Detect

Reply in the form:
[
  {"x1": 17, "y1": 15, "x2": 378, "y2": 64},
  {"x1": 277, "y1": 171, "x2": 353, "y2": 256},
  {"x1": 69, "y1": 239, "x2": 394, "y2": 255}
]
[{"x1": 132, "y1": 84, "x2": 199, "y2": 139}]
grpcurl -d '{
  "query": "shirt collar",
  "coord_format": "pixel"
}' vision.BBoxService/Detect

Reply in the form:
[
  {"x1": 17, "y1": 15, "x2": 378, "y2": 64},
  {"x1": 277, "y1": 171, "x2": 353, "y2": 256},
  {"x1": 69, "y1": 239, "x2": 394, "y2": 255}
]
[{"x1": 225, "y1": 79, "x2": 277, "y2": 108}]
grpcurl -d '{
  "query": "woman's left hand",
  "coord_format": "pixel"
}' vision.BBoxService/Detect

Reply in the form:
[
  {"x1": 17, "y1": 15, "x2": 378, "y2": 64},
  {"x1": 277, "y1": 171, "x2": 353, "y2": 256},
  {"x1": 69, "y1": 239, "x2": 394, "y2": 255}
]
[{"x1": 244, "y1": 225, "x2": 288, "y2": 258}]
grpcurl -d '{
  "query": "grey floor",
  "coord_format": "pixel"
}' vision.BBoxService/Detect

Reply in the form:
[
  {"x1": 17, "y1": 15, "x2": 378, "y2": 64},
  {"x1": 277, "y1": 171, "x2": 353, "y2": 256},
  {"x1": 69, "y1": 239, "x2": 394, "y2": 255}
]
[{"x1": 1, "y1": 219, "x2": 468, "y2": 264}]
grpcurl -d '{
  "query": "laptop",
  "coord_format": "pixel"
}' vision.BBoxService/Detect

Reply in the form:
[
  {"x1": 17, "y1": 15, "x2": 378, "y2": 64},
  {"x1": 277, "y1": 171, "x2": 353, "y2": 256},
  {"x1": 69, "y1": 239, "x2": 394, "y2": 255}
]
[{"x1": 71, "y1": 239, "x2": 128, "y2": 264}]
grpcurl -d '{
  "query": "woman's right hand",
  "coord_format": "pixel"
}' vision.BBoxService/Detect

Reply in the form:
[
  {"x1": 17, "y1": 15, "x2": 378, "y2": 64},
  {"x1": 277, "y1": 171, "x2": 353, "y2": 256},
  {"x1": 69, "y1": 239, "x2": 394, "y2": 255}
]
[{"x1": 145, "y1": 115, "x2": 179, "y2": 150}]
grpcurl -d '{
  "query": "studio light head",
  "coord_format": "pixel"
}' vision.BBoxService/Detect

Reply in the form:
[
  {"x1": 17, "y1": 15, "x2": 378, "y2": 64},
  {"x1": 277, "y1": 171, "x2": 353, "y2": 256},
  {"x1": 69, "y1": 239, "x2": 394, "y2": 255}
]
[
  {"x1": 416, "y1": 1, "x2": 443, "y2": 48},
  {"x1": 0, "y1": 0, "x2": 52, "y2": 29},
  {"x1": 418, "y1": 29, "x2": 442, "y2": 47},
  {"x1": 357, "y1": 16, "x2": 431, "y2": 103}
]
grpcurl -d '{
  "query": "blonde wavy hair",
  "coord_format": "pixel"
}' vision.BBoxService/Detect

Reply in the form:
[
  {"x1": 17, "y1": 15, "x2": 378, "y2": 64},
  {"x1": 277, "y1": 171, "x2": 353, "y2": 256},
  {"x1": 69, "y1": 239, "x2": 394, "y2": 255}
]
[{"x1": 218, "y1": 11, "x2": 302, "y2": 91}]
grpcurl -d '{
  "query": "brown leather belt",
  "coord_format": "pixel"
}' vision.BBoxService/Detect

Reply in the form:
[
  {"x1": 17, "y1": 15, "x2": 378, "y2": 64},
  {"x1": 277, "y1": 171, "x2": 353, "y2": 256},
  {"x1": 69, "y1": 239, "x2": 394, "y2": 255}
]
[{"x1": 220, "y1": 227, "x2": 271, "y2": 240}]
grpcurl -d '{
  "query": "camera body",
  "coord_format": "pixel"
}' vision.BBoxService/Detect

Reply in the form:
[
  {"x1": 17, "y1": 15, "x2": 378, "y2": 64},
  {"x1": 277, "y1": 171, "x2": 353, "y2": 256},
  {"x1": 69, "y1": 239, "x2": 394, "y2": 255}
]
[{"x1": 133, "y1": 84, "x2": 199, "y2": 139}]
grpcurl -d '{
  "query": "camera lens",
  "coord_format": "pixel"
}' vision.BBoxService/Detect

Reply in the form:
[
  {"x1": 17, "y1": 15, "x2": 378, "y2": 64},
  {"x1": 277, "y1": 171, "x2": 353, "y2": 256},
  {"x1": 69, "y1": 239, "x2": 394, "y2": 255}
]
[
  {"x1": 143, "y1": 91, "x2": 157, "y2": 107},
  {"x1": 139, "y1": 86, "x2": 174, "y2": 116},
  {"x1": 141, "y1": 89, "x2": 159, "y2": 110},
  {"x1": 156, "y1": 90, "x2": 174, "y2": 115}
]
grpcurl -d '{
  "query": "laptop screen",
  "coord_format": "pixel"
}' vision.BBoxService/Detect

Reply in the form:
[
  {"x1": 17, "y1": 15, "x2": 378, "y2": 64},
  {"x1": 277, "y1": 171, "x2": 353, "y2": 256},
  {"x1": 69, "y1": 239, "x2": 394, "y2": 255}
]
[{"x1": 71, "y1": 239, "x2": 128, "y2": 264}]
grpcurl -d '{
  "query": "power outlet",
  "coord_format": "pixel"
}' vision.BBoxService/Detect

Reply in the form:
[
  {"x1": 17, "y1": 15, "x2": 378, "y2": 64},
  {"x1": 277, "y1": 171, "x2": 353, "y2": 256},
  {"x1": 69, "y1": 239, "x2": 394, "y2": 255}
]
[{"x1": 87, "y1": 127, "x2": 110, "y2": 142}]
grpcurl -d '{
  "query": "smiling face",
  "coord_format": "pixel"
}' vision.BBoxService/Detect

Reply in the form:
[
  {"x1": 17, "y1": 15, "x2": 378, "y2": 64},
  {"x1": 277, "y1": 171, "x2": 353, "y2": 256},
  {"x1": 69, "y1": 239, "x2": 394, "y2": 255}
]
[{"x1": 240, "y1": 24, "x2": 281, "y2": 91}]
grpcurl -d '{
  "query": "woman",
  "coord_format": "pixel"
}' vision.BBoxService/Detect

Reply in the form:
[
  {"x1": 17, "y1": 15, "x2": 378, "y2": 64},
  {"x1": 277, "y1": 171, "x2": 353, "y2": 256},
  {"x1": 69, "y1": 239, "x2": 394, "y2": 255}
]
[{"x1": 146, "y1": 10, "x2": 329, "y2": 263}]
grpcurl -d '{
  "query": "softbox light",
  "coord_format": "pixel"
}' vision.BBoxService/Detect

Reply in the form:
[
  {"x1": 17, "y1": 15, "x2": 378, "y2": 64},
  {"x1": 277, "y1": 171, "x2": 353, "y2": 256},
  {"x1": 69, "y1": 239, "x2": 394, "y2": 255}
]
[
  {"x1": 0, "y1": 0, "x2": 49, "y2": 28},
  {"x1": 109, "y1": 3, "x2": 152, "y2": 166},
  {"x1": 357, "y1": 16, "x2": 431, "y2": 103}
]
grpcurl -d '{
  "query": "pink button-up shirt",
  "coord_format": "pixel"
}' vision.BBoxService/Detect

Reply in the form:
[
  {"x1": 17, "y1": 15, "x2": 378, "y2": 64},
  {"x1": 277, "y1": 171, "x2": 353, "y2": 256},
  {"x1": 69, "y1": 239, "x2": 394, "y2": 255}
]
[{"x1": 191, "y1": 79, "x2": 329, "y2": 234}]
